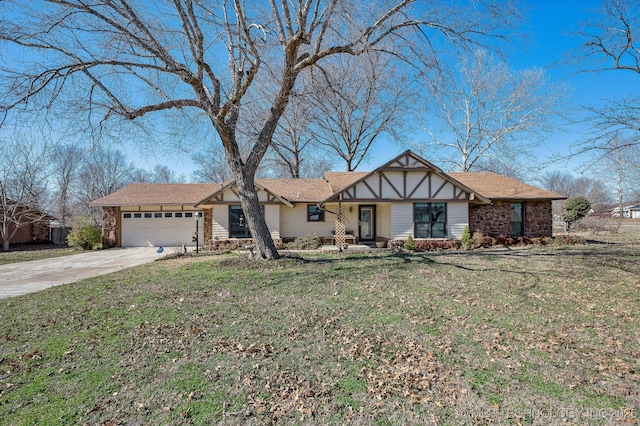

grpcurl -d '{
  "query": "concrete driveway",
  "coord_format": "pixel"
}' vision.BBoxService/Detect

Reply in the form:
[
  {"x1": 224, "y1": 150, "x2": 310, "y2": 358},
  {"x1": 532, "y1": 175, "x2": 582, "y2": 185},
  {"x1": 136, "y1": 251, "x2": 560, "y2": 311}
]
[{"x1": 0, "y1": 247, "x2": 160, "y2": 299}]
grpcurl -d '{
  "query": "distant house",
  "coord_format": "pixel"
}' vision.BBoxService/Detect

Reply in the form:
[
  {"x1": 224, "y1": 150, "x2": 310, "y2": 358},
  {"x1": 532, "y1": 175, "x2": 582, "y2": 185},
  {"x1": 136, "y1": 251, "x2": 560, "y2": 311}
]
[
  {"x1": 91, "y1": 151, "x2": 566, "y2": 248},
  {"x1": 0, "y1": 200, "x2": 54, "y2": 245},
  {"x1": 611, "y1": 204, "x2": 640, "y2": 219}
]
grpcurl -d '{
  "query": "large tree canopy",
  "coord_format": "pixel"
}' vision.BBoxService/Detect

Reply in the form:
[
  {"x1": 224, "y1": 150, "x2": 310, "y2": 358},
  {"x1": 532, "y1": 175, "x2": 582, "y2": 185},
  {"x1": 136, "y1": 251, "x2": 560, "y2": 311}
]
[{"x1": 0, "y1": 0, "x2": 519, "y2": 259}]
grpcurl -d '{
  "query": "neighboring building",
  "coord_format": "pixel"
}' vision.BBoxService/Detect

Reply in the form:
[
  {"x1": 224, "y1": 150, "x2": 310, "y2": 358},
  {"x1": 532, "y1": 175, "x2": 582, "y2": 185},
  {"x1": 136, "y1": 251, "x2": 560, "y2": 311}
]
[
  {"x1": 610, "y1": 204, "x2": 640, "y2": 219},
  {"x1": 90, "y1": 151, "x2": 566, "y2": 248},
  {"x1": 1, "y1": 200, "x2": 54, "y2": 245}
]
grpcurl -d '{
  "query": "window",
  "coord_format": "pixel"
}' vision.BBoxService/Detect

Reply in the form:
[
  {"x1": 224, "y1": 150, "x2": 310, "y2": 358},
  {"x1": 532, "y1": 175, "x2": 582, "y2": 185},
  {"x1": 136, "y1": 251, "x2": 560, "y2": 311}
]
[
  {"x1": 144, "y1": 213, "x2": 152, "y2": 218},
  {"x1": 229, "y1": 205, "x2": 264, "y2": 238},
  {"x1": 307, "y1": 205, "x2": 324, "y2": 222},
  {"x1": 154, "y1": 212, "x2": 162, "y2": 218},
  {"x1": 123, "y1": 213, "x2": 132, "y2": 219},
  {"x1": 164, "y1": 212, "x2": 173, "y2": 218},
  {"x1": 175, "y1": 212, "x2": 183, "y2": 218},
  {"x1": 511, "y1": 202, "x2": 524, "y2": 236},
  {"x1": 134, "y1": 213, "x2": 142, "y2": 219},
  {"x1": 414, "y1": 203, "x2": 447, "y2": 238},
  {"x1": 185, "y1": 212, "x2": 193, "y2": 218}
]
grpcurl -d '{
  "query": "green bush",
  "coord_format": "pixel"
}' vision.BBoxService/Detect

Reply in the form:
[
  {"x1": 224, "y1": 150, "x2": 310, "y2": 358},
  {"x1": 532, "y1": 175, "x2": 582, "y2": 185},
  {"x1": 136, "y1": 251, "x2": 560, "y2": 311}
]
[
  {"x1": 461, "y1": 226, "x2": 472, "y2": 250},
  {"x1": 404, "y1": 235, "x2": 416, "y2": 251},
  {"x1": 286, "y1": 234, "x2": 322, "y2": 250},
  {"x1": 67, "y1": 217, "x2": 102, "y2": 250},
  {"x1": 562, "y1": 196, "x2": 591, "y2": 231}
]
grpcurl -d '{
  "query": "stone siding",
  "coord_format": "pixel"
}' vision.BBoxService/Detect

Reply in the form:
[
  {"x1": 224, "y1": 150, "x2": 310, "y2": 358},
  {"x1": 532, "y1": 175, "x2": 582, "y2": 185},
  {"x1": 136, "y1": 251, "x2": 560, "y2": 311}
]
[
  {"x1": 204, "y1": 208, "x2": 213, "y2": 244},
  {"x1": 101, "y1": 206, "x2": 120, "y2": 247},
  {"x1": 469, "y1": 200, "x2": 553, "y2": 238},
  {"x1": 32, "y1": 221, "x2": 50, "y2": 241},
  {"x1": 524, "y1": 200, "x2": 553, "y2": 238}
]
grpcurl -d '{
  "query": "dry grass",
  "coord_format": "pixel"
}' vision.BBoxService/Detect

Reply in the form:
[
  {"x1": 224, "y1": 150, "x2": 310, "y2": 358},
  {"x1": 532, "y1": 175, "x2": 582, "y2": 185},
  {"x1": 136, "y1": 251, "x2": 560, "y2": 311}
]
[
  {"x1": 0, "y1": 246, "x2": 78, "y2": 265},
  {"x1": 0, "y1": 237, "x2": 639, "y2": 425}
]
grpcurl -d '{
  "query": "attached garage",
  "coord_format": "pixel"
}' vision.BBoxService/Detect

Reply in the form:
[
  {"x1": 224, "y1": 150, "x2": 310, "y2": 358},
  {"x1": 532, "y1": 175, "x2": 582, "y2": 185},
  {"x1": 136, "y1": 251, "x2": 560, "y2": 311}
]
[
  {"x1": 121, "y1": 211, "x2": 204, "y2": 248},
  {"x1": 90, "y1": 183, "x2": 220, "y2": 248}
]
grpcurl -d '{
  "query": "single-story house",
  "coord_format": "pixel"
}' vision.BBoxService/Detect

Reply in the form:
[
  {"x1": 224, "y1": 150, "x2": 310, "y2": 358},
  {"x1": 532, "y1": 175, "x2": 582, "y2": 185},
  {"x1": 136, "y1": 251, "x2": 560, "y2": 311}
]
[
  {"x1": 1, "y1": 200, "x2": 54, "y2": 245},
  {"x1": 610, "y1": 204, "x2": 640, "y2": 219},
  {"x1": 90, "y1": 151, "x2": 566, "y2": 248}
]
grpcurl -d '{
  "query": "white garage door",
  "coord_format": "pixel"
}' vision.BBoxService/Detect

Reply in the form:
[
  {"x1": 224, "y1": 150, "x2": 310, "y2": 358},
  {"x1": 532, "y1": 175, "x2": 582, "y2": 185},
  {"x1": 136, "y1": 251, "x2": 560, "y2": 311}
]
[{"x1": 122, "y1": 211, "x2": 204, "y2": 248}]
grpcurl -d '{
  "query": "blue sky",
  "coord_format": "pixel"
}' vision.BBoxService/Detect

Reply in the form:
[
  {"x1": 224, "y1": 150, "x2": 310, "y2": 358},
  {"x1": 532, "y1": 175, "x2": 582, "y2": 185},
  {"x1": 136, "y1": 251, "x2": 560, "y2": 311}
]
[
  {"x1": 111, "y1": 1, "x2": 639, "y2": 181},
  {"x1": 360, "y1": 0, "x2": 639, "y2": 179}
]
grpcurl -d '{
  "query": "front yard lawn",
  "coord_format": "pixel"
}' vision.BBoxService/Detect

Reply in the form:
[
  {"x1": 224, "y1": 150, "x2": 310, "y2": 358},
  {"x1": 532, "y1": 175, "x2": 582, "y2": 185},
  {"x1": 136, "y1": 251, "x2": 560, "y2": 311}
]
[
  {"x1": 0, "y1": 247, "x2": 78, "y2": 266},
  {"x1": 0, "y1": 240, "x2": 638, "y2": 425}
]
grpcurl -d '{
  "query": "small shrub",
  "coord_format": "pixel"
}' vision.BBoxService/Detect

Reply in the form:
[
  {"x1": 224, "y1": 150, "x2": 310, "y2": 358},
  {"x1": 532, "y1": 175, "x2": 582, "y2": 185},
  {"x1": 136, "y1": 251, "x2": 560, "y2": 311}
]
[
  {"x1": 286, "y1": 234, "x2": 322, "y2": 250},
  {"x1": 551, "y1": 234, "x2": 586, "y2": 245},
  {"x1": 530, "y1": 237, "x2": 551, "y2": 246},
  {"x1": 388, "y1": 240, "x2": 404, "y2": 250},
  {"x1": 404, "y1": 235, "x2": 416, "y2": 251},
  {"x1": 208, "y1": 239, "x2": 249, "y2": 250},
  {"x1": 414, "y1": 239, "x2": 461, "y2": 252},
  {"x1": 67, "y1": 217, "x2": 102, "y2": 250},
  {"x1": 461, "y1": 226, "x2": 472, "y2": 250},
  {"x1": 471, "y1": 231, "x2": 486, "y2": 249}
]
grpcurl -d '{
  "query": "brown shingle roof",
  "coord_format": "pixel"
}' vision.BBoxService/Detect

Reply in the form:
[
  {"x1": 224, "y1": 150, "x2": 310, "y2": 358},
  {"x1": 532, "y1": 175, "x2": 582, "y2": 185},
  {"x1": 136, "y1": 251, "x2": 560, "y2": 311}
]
[
  {"x1": 256, "y1": 179, "x2": 333, "y2": 202},
  {"x1": 323, "y1": 172, "x2": 369, "y2": 194},
  {"x1": 448, "y1": 172, "x2": 566, "y2": 200},
  {"x1": 90, "y1": 183, "x2": 221, "y2": 206}
]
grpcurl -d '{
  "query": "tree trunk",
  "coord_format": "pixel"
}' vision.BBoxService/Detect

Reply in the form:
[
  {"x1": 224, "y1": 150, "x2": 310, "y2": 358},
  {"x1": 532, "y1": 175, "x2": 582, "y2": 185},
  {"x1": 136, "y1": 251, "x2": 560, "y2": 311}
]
[
  {"x1": 235, "y1": 171, "x2": 279, "y2": 260},
  {"x1": 2, "y1": 222, "x2": 9, "y2": 252}
]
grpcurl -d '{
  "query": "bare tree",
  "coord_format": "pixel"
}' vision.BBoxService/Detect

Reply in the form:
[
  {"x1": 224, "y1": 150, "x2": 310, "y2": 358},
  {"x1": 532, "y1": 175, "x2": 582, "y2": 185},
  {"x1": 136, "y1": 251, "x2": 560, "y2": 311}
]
[
  {"x1": 191, "y1": 143, "x2": 234, "y2": 184},
  {"x1": 0, "y1": 0, "x2": 519, "y2": 259},
  {"x1": 474, "y1": 156, "x2": 525, "y2": 180},
  {"x1": 51, "y1": 144, "x2": 84, "y2": 227},
  {"x1": 305, "y1": 50, "x2": 413, "y2": 171},
  {"x1": 578, "y1": 0, "x2": 640, "y2": 74},
  {"x1": 419, "y1": 49, "x2": 565, "y2": 171},
  {"x1": 539, "y1": 170, "x2": 612, "y2": 217},
  {"x1": 74, "y1": 147, "x2": 137, "y2": 225},
  {"x1": 132, "y1": 164, "x2": 186, "y2": 184},
  {"x1": 596, "y1": 133, "x2": 640, "y2": 216},
  {"x1": 265, "y1": 91, "x2": 333, "y2": 178},
  {"x1": 0, "y1": 138, "x2": 51, "y2": 251},
  {"x1": 574, "y1": 0, "x2": 640, "y2": 154}
]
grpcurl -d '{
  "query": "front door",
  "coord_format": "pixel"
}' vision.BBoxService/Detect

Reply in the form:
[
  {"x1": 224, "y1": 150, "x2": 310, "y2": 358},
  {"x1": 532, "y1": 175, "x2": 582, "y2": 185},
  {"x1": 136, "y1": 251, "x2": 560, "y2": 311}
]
[{"x1": 359, "y1": 205, "x2": 376, "y2": 241}]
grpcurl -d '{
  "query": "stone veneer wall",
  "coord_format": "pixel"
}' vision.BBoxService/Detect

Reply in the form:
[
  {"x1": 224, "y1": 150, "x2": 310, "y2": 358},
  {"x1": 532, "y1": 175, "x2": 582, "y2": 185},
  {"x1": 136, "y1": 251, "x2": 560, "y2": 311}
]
[
  {"x1": 523, "y1": 200, "x2": 553, "y2": 238},
  {"x1": 32, "y1": 220, "x2": 51, "y2": 241},
  {"x1": 102, "y1": 206, "x2": 120, "y2": 247},
  {"x1": 204, "y1": 208, "x2": 213, "y2": 244},
  {"x1": 468, "y1": 200, "x2": 553, "y2": 238}
]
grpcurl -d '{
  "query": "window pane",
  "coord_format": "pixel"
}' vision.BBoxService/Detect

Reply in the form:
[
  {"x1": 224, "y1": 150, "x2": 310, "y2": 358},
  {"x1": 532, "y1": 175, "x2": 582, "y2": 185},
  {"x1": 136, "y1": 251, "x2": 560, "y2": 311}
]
[
  {"x1": 415, "y1": 223, "x2": 430, "y2": 238},
  {"x1": 414, "y1": 203, "x2": 429, "y2": 223},
  {"x1": 414, "y1": 203, "x2": 447, "y2": 238},
  {"x1": 164, "y1": 212, "x2": 172, "y2": 218},
  {"x1": 510, "y1": 203, "x2": 524, "y2": 236},
  {"x1": 511, "y1": 203, "x2": 523, "y2": 221},
  {"x1": 307, "y1": 205, "x2": 324, "y2": 221},
  {"x1": 431, "y1": 203, "x2": 446, "y2": 222},
  {"x1": 185, "y1": 212, "x2": 193, "y2": 218},
  {"x1": 154, "y1": 212, "x2": 162, "y2": 218},
  {"x1": 134, "y1": 213, "x2": 142, "y2": 218},
  {"x1": 123, "y1": 213, "x2": 132, "y2": 219},
  {"x1": 511, "y1": 222, "x2": 523, "y2": 236},
  {"x1": 431, "y1": 223, "x2": 446, "y2": 238},
  {"x1": 230, "y1": 205, "x2": 263, "y2": 238},
  {"x1": 175, "y1": 212, "x2": 183, "y2": 218}
]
